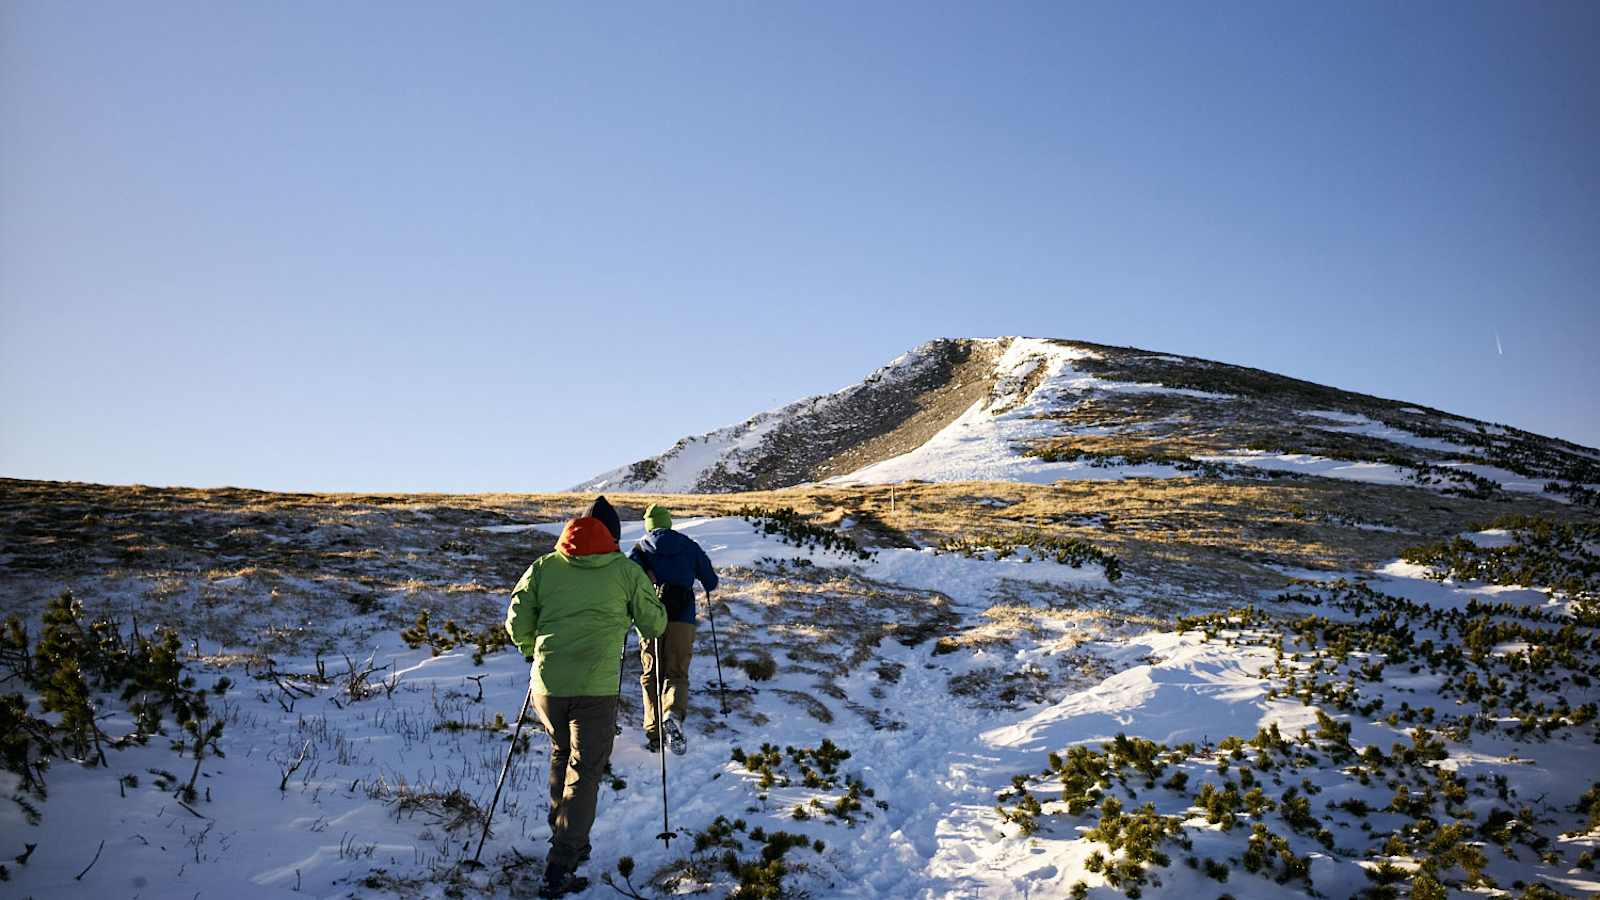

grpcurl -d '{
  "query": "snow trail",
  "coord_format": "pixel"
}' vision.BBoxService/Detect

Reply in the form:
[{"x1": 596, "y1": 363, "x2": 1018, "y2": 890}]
[{"x1": 8, "y1": 515, "x2": 1598, "y2": 898}]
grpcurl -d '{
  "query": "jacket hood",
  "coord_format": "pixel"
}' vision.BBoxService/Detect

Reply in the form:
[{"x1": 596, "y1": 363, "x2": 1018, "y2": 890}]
[
  {"x1": 557, "y1": 516, "x2": 621, "y2": 558},
  {"x1": 644, "y1": 504, "x2": 672, "y2": 531}
]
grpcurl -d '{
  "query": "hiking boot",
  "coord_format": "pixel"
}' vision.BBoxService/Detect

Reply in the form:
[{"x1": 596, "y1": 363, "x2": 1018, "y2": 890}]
[
  {"x1": 663, "y1": 715, "x2": 687, "y2": 756},
  {"x1": 643, "y1": 735, "x2": 660, "y2": 753},
  {"x1": 538, "y1": 865, "x2": 588, "y2": 899}
]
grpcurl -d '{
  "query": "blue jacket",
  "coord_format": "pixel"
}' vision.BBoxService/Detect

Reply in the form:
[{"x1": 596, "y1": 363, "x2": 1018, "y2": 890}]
[{"x1": 629, "y1": 528, "x2": 718, "y2": 623}]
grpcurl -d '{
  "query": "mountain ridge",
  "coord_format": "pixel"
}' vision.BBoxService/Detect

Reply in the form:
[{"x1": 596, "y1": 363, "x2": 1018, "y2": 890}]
[{"x1": 578, "y1": 336, "x2": 1598, "y2": 504}]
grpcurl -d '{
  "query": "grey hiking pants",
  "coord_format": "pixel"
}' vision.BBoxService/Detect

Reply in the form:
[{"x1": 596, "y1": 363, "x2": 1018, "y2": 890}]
[{"x1": 531, "y1": 693, "x2": 617, "y2": 871}]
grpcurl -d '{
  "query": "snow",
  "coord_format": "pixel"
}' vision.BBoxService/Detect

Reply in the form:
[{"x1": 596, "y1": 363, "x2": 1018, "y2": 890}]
[
  {"x1": 1463, "y1": 528, "x2": 1515, "y2": 548},
  {"x1": 1370, "y1": 559, "x2": 1561, "y2": 612},
  {"x1": 7, "y1": 511, "x2": 1597, "y2": 899},
  {"x1": 527, "y1": 515, "x2": 1112, "y2": 604},
  {"x1": 1193, "y1": 451, "x2": 1415, "y2": 485},
  {"x1": 827, "y1": 341, "x2": 1558, "y2": 493},
  {"x1": 1, "y1": 512, "x2": 1116, "y2": 899},
  {"x1": 832, "y1": 397, "x2": 1194, "y2": 486},
  {"x1": 585, "y1": 429, "x2": 747, "y2": 494},
  {"x1": 1300, "y1": 409, "x2": 1368, "y2": 424},
  {"x1": 1298, "y1": 410, "x2": 1474, "y2": 455},
  {"x1": 981, "y1": 632, "x2": 1278, "y2": 754},
  {"x1": 1368, "y1": 535, "x2": 1584, "y2": 615},
  {"x1": 1194, "y1": 451, "x2": 1555, "y2": 496},
  {"x1": 577, "y1": 337, "x2": 1589, "y2": 502},
  {"x1": 1265, "y1": 563, "x2": 1361, "y2": 582},
  {"x1": 578, "y1": 340, "x2": 956, "y2": 492},
  {"x1": 915, "y1": 557, "x2": 1599, "y2": 897},
  {"x1": 582, "y1": 336, "x2": 1253, "y2": 492},
  {"x1": 832, "y1": 339, "x2": 1209, "y2": 486}
]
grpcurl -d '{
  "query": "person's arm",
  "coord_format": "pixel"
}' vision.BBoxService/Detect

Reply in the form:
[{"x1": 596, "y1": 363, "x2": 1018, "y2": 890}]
[
  {"x1": 626, "y1": 564, "x2": 668, "y2": 640},
  {"x1": 693, "y1": 541, "x2": 719, "y2": 593},
  {"x1": 504, "y1": 562, "x2": 541, "y2": 661},
  {"x1": 629, "y1": 545, "x2": 657, "y2": 584}
]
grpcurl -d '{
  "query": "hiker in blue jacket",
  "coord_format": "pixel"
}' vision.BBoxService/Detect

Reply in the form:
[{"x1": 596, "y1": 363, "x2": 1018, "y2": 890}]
[{"x1": 628, "y1": 504, "x2": 717, "y2": 755}]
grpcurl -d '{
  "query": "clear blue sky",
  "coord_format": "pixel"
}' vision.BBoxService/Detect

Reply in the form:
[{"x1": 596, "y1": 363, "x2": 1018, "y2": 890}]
[{"x1": 3, "y1": 1, "x2": 1596, "y2": 493}]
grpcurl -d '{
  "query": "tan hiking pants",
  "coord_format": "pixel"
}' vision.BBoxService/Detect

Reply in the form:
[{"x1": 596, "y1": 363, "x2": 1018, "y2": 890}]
[
  {"x1": 531, "y1": 693, "x2": 617, "y2": 870},
  {"x1": 639, "y1": 621, "x2": 695, "y2": 740}
]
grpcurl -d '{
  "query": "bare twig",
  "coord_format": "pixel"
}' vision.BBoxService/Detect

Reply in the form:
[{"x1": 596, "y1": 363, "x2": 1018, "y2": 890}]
[
  {"x1": 176, "y1": 799, "x2": 210, "y2": 819},
  {"x1": 279, "y1": 740, "x2": 312, "y2": 792},
  {"x1": 268, "y1": 665, "x2": 315, "y2": 700},
  {"x1": 191, "y1": 822, "x2": 214, "y2": 863},
  {"x1": 339, "y1": 652, "x2": 388, "y2": 702},
  {"x1": 74, "y1": 840, "x2": 105, "y2": 881}
]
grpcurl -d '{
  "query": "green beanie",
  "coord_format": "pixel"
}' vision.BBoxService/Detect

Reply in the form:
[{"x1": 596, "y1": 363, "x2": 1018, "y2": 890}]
[{"x1": 644, "y1": 504, "x2": 672, "y2": 531}]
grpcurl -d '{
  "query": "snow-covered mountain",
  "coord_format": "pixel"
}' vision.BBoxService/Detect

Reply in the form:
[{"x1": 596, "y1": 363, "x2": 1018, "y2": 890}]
[
  {"x1": 576, "y1": 338, "x2": 1002, "y2": 493},
  {"x1": 578, "y1": 336, "x2": 1599, "y2": 503}
]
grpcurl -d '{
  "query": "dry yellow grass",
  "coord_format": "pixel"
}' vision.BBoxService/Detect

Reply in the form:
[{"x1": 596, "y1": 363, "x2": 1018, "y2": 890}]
[{"x1": 4, "y1": 474, "x2": 1580, "y2": 594}]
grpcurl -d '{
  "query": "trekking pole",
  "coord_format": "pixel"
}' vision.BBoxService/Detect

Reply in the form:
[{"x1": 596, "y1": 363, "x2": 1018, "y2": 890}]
[
  {"x1": 652, "y1": 637, "x2": 674, "y2": 849},
  {"x1": 615, "y1": 629, "x2": 630, "y2": 736},
  {"x1": 472, "y1": 678, "x2": 534, "y2": 865},
  {"x1": 705, "y1": 588, "x2": 729, "y2": 715}
]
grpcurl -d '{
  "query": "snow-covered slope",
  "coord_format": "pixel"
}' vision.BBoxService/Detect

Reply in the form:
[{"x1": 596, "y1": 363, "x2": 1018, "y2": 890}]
[
  {"x1": 579, "y1": 336, "x2": 1600, "y2": 504},
  {"x1": 569, "y1": 336, "x2": 985, "y2": 490},
  {"x1": 576, "y1": 338, "x2": 1002, "y2": 493},
  {"x1": 832, "y1": 338, "x2": 1229, "y2": 485},
  {"x1": 6, "y1": 487, "x2": 1597, "y2": 899}
]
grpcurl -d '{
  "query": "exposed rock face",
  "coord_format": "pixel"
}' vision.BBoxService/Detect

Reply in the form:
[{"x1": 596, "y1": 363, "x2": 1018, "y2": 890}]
[{"x1": 578, "y1": 338, "x2": 1007, "y2": 493}]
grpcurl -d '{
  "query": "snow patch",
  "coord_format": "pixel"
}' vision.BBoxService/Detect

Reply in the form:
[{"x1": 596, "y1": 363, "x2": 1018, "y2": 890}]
[{"x1": 833, "y1": 339, "x2": 1215, "y2": 486}]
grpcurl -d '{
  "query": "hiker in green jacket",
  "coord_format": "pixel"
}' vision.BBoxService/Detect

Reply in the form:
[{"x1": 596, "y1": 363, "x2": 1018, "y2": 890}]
[{"x1": 505, "y1": 496, "x2": 667, "y2": 899}]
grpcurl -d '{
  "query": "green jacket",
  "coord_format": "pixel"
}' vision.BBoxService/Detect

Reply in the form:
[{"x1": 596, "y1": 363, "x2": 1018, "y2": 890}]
[{"x1": 504, "y1": 518, "x2": 667, "y2": 697}]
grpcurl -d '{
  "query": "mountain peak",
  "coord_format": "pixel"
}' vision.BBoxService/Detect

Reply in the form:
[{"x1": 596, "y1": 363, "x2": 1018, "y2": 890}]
[{"x1": 577, "y1": 337, "x2": 1598, "y2": 504}]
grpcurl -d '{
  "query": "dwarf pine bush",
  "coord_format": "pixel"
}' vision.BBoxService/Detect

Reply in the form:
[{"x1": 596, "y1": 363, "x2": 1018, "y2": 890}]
[
  {"x1": 399, "y1": 609, "x2": 511, "y2": 664},
  {"x1": 733, "y1": 506, "x2": 874, "y2": 560},
  {"x1": 34, "y1": 593, "x2": 105, "y2": 765},
  {"x1": 939, "y1": 531, "x2": 1123, "y2": 581},
  {"x1": 998, "y1": 566, "x2": 1600, "y2": 896},
  {"x1": 1574, "y1": 782, "x2": 1600, "y2": 834},
  {"x1": 658, "y1": 815, "x2": 827, "y2": 900},
  {"x1": 1402, "y1": 518, "x2": 1600, "y2": 600},
  {"x1": 3, "y1": 592, "x2": 238, "y2": 822}
]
